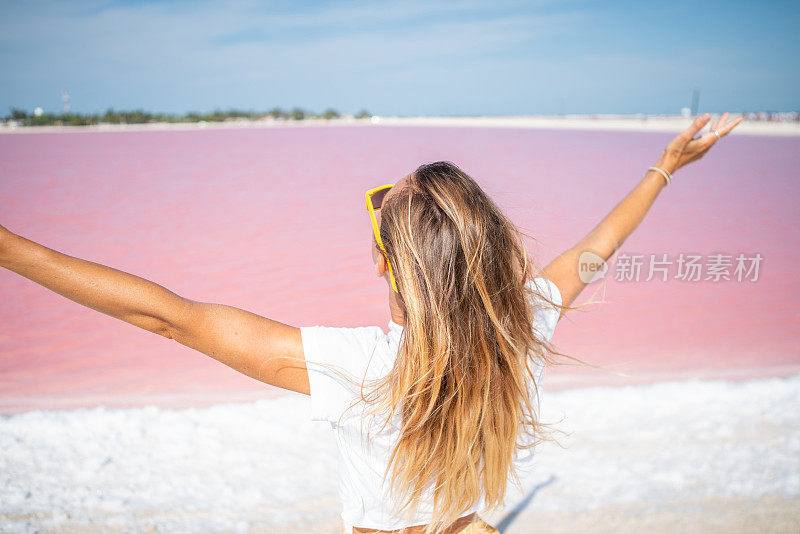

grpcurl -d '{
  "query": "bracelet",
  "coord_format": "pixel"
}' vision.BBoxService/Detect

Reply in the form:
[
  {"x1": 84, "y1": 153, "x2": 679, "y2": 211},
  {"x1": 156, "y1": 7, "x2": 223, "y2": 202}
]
[{"x1": 647, "y1": 166, "x2": 673, "y2": 186}]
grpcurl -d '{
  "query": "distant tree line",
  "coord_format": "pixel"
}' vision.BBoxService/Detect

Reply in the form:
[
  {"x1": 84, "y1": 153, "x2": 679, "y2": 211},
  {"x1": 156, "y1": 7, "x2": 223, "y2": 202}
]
[{"x1": 3, "y1": 107, "x2": 373, "y2": 127}]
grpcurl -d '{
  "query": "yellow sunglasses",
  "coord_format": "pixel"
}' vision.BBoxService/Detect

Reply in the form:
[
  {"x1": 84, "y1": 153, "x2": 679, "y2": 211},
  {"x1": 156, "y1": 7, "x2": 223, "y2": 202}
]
[{"x1": 365, "y1": 184, "x2": 399, "y2": 293}]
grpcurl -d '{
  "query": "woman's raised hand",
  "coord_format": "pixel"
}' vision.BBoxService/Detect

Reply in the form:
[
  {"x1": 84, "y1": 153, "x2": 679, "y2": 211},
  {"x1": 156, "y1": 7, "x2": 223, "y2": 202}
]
[{"x1": 656, "y1": 112, "x2": 745, "y2": 175}]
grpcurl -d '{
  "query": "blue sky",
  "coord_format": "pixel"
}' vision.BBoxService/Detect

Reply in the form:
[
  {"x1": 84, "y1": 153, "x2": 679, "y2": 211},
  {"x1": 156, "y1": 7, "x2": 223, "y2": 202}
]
[{"x1": 1, "y1": 0, "x2": 797, "y2": 116}]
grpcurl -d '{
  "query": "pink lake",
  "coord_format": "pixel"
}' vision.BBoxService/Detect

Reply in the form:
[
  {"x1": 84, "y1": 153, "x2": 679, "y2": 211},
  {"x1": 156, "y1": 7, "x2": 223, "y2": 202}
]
[{"x1": 1, "y1": 125, "x2": 798, "y2": 413}]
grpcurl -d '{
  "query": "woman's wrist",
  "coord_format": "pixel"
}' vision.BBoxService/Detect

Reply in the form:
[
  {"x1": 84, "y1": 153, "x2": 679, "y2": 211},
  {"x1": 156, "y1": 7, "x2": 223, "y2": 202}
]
[
  {"x1": 645, "y1": 167, "x2": 671, "y2": 187},
  {"x1": 654, "y1": 153, "x2": 679, "y2": 176}
]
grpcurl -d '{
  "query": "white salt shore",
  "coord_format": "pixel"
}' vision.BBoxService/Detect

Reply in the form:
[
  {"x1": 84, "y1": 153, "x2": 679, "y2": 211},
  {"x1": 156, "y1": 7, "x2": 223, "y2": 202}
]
[
  {"x1": 1, "y1": 374, "x2": 798, "y2": 533},
  {"x1": 1, "y1": 114, "x2": 798, "y2": 137}
]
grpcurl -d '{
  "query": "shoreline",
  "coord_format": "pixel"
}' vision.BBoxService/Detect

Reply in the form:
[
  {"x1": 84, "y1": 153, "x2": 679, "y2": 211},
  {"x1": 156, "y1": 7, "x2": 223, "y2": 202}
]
[
  {"x1": 2, "y1": 374, "x2": 797, "y2": 532},
  {"x1": 2, "y1": 114, "x2": 799, "y2": 136},
  {"x1": 2, "y1": 364, "x2": 797, "y2": 416}
]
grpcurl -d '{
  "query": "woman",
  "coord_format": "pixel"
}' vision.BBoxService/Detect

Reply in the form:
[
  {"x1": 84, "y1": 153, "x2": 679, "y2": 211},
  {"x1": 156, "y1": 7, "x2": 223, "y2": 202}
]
[{"x1": 0, "y1": 112, "x2": 743, "y2": 534}]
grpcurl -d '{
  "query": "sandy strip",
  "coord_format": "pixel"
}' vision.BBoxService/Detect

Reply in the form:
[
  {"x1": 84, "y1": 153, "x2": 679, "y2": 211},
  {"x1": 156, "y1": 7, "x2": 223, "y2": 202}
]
[
  {"x1": 375, "y1": 115, "x2": 800, "y2": 137},
  {"x1": 487, "y1": 494, "x2": 800, "y2": 534},
  {"x1": 5, "y1": 495, "x2": 797, "y2": 534},
  {"x1": 1, "y1": 115, "x2": 798, "y2": 136}
]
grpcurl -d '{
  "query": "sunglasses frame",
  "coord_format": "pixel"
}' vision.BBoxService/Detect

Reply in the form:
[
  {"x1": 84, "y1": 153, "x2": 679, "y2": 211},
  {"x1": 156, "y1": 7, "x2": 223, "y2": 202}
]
[{"x1": 365, "y1": 184, "x2": 399, "y2": 293}]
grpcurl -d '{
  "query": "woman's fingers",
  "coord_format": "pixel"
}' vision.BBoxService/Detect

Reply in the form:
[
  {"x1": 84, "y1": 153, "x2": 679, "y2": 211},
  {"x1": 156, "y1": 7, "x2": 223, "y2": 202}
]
[
  {"x1": 687, "y1": 113, "x2": 745, "y2": 156},
  {"x1": 679, "y1": 113, "x2": 711, "y2": 144},
  {"x1": 719, "y1": 115, "x2": 745, "y2": 137},
  {"x1": 686, "y1": 131, "x2": 718, "y2": 155},
  {"x1": 693, "y1": 113, "x2": 744, "y2": 147},
  {"x1": 711, "y1": 112, "x2": 729, "y2": 132},
  {"x1": 707, "y1": 112, "x2": 744, "y2": 139},
  {"x1": 661, "y1": 112, "x2": 744, "y2": 173}
]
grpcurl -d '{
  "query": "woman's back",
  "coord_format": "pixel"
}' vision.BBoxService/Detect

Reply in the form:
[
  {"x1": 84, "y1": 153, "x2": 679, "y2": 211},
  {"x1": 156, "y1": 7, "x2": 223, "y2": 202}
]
[{"x1": 302, "y1": 276, "x2": 562, "y2": 532}]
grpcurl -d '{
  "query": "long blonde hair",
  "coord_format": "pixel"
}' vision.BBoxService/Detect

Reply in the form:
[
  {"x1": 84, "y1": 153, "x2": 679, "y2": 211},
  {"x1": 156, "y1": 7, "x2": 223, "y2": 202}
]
[{"x1": 361, "y1": 161, "x2": 584, "y2": 534}]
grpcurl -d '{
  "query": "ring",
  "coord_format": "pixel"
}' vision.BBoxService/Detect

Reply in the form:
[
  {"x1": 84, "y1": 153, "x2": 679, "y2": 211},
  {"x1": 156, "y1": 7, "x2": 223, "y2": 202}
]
[{"x1": 712, "y1": 129, "x2": 721, "y2": 140}]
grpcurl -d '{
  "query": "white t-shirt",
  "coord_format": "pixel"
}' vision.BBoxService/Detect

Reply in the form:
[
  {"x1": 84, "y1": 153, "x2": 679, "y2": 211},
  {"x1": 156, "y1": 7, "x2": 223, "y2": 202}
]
[{"x1": 300, "y1": 277, "x2": 562, "y2": 532}]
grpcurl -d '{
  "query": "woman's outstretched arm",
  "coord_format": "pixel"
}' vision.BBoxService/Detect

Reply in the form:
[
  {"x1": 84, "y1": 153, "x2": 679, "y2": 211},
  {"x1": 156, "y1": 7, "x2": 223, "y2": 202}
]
[
  {"x1": 0, "y1": 227, "x2": 310, "y2": 395},
  {"x1": 543, "y1": 112, "x2": 745, "y2": 316}
]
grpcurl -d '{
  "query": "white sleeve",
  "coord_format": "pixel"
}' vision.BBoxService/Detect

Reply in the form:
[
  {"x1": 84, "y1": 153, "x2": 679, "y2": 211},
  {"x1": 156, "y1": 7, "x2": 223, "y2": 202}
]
[
  {"x1": 529, "y1": 277, "x2": 562, "y2": 344},
  {"x1": 514, "y1": 277, "x2": 563, "y2": 466},
  {"x1": 300, "y1": 325, "x2": 385, "y2": 423}
]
